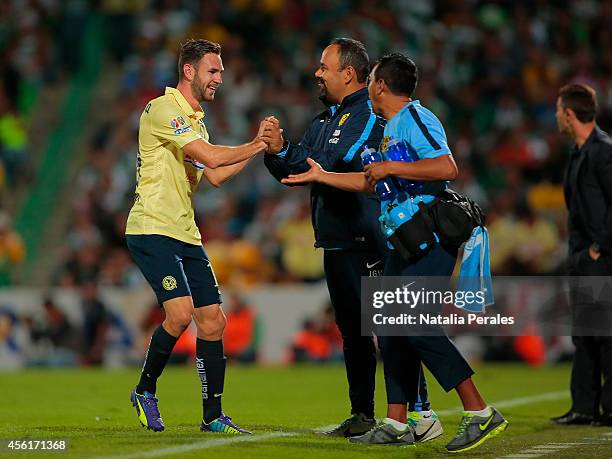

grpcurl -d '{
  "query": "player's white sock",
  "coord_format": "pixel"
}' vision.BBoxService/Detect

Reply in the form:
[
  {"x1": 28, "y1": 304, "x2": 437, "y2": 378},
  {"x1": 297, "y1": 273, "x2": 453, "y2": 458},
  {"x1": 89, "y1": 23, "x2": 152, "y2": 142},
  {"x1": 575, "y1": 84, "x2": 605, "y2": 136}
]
[
  {"x1": 465, "y1": 406, "x2": 492, "y2": 417},
  {"x1": 383, "y1": 417, "x2": 409, "y2": 430}
]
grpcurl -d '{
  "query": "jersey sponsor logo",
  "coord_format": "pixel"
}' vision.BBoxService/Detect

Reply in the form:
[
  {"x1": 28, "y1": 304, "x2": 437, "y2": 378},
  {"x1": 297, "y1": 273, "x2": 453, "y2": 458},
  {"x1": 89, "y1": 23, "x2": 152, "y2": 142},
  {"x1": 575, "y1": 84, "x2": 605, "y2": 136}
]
[
  {"x1": 170, "y1": 115, "x2": 187, "y2": 129},
  {"x1": 162, "y1": 276, "x2": 177, "y2": 291},
  {"x1": 338, "y1": 112, "x2": 351, "y2": 126},
  {"x1": 333, "y1": 129, "x2": 341, "y2": 136},
  {"x1": 380, "y1": 135, "x2": 391, "y2": 153},
  {"x1": 328, "y1": 137, "x2": 339, "y2": 144},
  {"x1": 174, "y1": 126, "x2": 192, "y2": 135}
]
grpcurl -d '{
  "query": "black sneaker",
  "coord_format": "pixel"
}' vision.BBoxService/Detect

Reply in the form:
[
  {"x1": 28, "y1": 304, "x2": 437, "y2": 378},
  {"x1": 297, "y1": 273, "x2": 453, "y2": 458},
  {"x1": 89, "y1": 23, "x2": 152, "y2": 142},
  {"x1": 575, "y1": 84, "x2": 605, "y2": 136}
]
[
  {"x1": 319, "y1": 413, "x2": 376, "y2": 437},
  {"x1": 445, "y1": 407, "x2": 508, "y2": 453},
  {"x1": 349, "y1": 418, "x2": 415, "y2": 447}
]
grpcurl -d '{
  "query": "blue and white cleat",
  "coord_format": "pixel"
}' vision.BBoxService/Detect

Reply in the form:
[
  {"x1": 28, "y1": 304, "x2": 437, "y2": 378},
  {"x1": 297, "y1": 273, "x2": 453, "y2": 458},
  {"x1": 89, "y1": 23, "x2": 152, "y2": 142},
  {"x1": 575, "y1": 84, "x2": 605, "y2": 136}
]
[
  {"x1": 200, "y1": 413, "x2": 252, "y2": 435},
  {"x1": 130, "y1": 387, "x2": 165, "y2": 432}
]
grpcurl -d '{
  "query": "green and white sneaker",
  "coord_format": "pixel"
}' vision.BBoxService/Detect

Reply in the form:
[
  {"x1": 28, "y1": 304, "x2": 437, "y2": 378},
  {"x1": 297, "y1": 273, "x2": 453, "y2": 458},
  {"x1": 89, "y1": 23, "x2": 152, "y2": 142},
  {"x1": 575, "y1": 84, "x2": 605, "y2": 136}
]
[
  {"x1": 349, "y1": 418, "x2": 415, "y2": 447},
  {"x1": 408, "y1": 410, "x2": 444, "y2": 442},
  {"x1": 445, "y1": 407, "x2": 508, "y2": 453},
  {"x1": 319, "y1": 413, "x2": 375, "y2": 437}
]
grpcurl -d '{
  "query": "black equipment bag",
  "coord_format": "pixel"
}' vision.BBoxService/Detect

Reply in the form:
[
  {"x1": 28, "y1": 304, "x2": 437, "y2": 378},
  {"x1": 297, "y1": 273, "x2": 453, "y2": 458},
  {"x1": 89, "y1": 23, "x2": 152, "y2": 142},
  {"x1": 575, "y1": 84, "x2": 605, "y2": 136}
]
[
  {"x1": 389, "y1": 189, "x2": 485, "y2": 261},
  {"x1": 419, "y1": 189, "x2": 485, "y2": 245},
  {"x1": 388, "y1": 207, "x2": 438, "y2": 261}
]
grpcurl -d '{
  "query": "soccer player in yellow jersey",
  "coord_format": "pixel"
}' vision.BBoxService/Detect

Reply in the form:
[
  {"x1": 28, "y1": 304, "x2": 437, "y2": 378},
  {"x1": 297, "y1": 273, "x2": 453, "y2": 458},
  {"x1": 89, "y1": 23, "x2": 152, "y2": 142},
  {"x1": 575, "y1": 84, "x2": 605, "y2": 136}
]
[{"x1": 126, "y1": 39, "x2": 277, "y2": 434}]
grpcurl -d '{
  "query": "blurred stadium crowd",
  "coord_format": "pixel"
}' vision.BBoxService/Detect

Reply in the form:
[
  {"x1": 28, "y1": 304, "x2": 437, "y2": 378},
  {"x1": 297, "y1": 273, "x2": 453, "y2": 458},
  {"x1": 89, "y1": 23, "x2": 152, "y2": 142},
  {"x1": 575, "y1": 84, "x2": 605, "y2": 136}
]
[
  {"x1": 25, "y1": 0, "x2": 612, "y2": 288},
  {"x1": 1, "y1": 0, "x2": 612, "y2": 367}
]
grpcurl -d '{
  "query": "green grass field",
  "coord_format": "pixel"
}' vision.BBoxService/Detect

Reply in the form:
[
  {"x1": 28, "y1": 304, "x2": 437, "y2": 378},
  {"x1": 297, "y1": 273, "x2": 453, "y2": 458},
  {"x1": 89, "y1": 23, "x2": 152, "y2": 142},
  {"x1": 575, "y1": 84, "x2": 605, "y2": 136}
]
[{"x1": 1, "y1": 363, "x2": 611, "y2": 458}]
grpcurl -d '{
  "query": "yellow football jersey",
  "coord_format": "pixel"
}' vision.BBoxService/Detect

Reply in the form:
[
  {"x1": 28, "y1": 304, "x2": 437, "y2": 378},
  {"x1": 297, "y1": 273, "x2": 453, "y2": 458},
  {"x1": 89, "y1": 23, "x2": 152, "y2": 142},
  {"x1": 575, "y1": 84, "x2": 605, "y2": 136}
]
[{"x1": 126, "y1": 87, "x2": 209, "y2": 244}]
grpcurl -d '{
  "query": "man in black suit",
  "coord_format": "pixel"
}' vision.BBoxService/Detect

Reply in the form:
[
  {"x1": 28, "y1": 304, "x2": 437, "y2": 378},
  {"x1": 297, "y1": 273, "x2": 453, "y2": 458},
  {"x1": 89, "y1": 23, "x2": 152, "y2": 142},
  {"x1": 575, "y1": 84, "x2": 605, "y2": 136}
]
[{"x1": 552, "y1": 83, "x2": 612, "y2": 426}]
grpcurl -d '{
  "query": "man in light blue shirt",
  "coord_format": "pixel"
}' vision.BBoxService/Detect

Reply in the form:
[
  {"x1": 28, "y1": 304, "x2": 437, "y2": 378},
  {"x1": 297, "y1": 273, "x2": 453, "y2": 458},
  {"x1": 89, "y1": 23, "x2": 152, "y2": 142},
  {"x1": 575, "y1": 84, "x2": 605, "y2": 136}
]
[{"x1": 283, "y1": 53, "x2": 508, "y2": 452}]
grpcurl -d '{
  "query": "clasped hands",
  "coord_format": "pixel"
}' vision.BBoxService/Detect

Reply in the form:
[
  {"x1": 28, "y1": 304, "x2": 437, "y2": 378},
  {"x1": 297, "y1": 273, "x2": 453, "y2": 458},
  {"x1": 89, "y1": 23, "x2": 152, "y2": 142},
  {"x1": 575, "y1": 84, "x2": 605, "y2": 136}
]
[
  {"x1": 255, "y1": 116, "x2": 284, "y2": 154},
  {"x1": 253, "y1": 116, "x2": 391, "y2": 193}
]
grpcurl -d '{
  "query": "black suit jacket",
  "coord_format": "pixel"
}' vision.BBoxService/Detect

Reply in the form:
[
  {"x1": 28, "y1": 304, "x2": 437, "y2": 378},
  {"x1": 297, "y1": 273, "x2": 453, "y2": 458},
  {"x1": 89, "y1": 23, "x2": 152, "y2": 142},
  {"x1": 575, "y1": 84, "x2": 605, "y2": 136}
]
[{"x1": 564, "y1": 126, "x2": 612, "y2": 264}]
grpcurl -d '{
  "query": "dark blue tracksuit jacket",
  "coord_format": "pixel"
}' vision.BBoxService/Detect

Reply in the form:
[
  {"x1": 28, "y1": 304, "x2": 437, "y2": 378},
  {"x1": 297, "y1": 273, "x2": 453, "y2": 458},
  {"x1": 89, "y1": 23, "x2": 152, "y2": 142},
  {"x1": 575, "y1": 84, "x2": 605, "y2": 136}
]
[{"x1": 264, "y1": 88, "x2": 386, "y2": 252}]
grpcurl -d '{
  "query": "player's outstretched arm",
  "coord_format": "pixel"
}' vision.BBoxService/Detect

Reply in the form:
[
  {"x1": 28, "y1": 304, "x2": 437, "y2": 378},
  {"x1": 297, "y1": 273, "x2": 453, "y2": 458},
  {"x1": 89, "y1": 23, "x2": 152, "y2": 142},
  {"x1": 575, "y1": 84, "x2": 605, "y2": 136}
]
[
  {"x1": 202, "y1": 157, "x2": 253, "y2": 187},
  {"x1": 364, "y1": 154, "x2": 458, "y2": 188},
  {"x1": 184, "y1": 118, "x2": 274, "y2": 169},
  {"x1": 282, "y1": 158, "x2": 370, "y2": 193},
  {"x1": 183, "y1": 137, "x2": 264, "y2": 169}
]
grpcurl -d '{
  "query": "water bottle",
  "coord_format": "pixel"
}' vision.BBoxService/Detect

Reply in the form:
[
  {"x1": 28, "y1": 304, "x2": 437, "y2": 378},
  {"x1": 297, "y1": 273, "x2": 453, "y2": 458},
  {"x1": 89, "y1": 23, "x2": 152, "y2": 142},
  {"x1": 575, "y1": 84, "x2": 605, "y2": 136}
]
[
  {"x1": 385, "y1": 138, "x2": 424, "y2": 194},
  {"x1": 361, "y1": 146, "x2": 398, "y2": 201}
]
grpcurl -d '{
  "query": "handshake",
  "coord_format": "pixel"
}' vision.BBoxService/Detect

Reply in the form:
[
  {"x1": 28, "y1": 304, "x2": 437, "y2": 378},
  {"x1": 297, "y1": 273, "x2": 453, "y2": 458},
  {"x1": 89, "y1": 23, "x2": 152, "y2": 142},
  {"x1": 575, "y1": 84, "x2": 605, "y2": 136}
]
[{"x1": 254, "y1": 116, "x2": 285, "y2": 154}]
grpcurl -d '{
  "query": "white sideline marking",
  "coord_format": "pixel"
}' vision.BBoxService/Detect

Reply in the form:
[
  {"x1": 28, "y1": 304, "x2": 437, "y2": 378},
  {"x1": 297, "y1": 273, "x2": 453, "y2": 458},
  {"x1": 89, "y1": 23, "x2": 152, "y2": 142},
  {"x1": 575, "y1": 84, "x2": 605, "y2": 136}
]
[
  {"x1": 501, "y1": 440, "x2": 609, "y2": 458},
  {"x1": 503, "y1": 455, "x2": 542, "y2": 458},
  {"x1": 530, "y1": 444, "x2": 577, "y2": 449},
  {"x1": 102, "y1": 390, "x2": 569, "y2": 458},
  {"x1": 93, "y1": 432, "x2": 295, "y2": 459},
  {"x1": 436, "y1": 390, "x2": 568, "y2": 416}
]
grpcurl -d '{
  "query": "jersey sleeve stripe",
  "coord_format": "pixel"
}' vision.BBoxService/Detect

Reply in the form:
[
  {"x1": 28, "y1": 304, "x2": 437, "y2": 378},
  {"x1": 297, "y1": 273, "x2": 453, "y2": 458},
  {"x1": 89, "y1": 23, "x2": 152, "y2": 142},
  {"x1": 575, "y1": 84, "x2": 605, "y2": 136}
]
[
  {"x1": 342, "y1": 101, "x2": 377, "y2": 162},
  {"x1": 408, "y1": 105, "x2": 442, "y2": 150}
]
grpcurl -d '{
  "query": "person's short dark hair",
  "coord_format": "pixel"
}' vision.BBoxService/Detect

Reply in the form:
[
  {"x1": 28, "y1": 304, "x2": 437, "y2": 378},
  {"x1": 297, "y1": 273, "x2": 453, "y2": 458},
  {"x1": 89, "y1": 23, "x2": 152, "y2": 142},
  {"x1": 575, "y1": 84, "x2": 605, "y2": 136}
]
[
  {"x1": 178, "y1": 38, "x2": 221, "y2": 79},
  {"x1": 558, "y1": 83, "x2": 597, "y2": 123},
  {"x1": 373, "y1": 53, "x2": 418, "y2": 97},
  {"x1": 329, "y1": 37, "x2": 369, "y2": 83}
]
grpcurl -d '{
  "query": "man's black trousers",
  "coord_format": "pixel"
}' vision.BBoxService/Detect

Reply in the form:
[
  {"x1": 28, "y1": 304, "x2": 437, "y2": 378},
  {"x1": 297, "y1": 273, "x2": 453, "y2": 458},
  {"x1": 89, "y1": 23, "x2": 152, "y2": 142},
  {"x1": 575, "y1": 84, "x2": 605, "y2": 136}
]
[
  {"x1": 324, "y1": 249, "x2": 429, "y2": 417},
  {"x1": 569, "y1": 250, "x2": 612, "y2": 418}
]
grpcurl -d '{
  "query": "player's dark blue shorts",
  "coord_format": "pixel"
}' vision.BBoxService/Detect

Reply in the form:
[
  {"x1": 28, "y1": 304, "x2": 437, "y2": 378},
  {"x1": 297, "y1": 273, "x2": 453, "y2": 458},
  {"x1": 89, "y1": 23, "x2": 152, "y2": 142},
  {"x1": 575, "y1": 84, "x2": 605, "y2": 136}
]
[{"x1": 126, "y1": 234, "x2": 221, "y2": 307}]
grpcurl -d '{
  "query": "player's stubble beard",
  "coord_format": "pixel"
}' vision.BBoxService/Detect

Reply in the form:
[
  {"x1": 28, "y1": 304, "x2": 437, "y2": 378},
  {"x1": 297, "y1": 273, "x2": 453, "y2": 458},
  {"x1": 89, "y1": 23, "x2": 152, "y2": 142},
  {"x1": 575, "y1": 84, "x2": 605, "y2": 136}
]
[{"x1": 192, "y1": 70, "x2": 210, "y2": 104}]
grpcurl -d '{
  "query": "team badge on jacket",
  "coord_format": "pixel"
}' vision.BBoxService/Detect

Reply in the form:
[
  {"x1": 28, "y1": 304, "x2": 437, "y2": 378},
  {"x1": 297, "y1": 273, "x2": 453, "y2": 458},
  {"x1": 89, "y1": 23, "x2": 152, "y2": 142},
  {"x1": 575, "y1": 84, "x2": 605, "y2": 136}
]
[{"x1": 339, "y1": 113, "x2": 350, "y2": 126}]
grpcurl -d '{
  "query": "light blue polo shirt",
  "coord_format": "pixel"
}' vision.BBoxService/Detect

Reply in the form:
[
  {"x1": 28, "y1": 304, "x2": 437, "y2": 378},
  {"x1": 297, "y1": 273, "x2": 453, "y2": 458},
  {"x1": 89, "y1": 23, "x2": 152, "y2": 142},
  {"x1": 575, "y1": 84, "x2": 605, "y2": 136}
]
[{"x1": 379, "y1": 100, "x2": 453, "y2": 236}]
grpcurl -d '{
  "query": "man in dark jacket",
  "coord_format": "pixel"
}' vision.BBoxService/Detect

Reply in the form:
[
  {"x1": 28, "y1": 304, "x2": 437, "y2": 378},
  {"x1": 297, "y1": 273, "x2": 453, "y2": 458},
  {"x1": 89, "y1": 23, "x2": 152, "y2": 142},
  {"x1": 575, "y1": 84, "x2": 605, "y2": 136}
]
[
  {"x1": 552, "y1": 83, "x2": 612, "y2": 426},
  {"x1": 263, "y1": 38, "x2": 432, "y2": 438}
]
